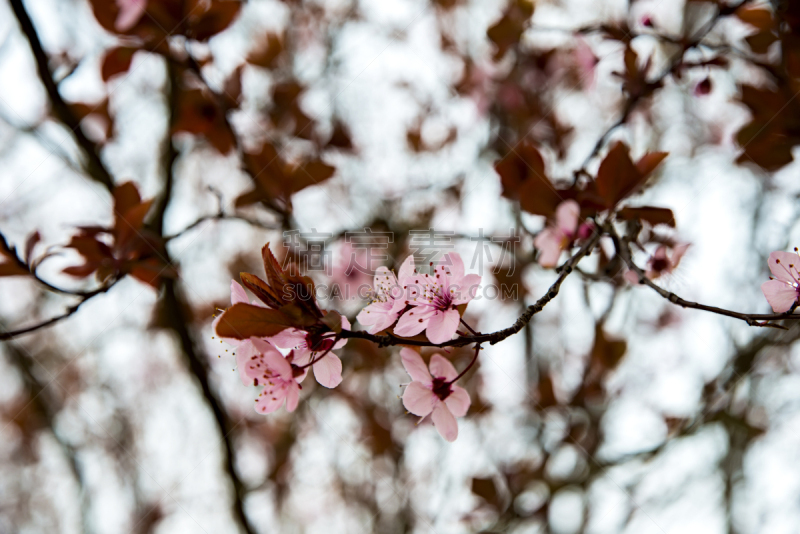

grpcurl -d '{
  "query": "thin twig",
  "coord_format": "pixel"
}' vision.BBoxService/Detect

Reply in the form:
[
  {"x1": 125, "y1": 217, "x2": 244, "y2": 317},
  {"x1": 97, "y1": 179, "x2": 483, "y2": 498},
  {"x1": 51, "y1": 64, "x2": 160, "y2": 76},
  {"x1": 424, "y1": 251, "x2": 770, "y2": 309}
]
[{"x1": 607, "y1": 223, "x2": 799, "y2": 328}]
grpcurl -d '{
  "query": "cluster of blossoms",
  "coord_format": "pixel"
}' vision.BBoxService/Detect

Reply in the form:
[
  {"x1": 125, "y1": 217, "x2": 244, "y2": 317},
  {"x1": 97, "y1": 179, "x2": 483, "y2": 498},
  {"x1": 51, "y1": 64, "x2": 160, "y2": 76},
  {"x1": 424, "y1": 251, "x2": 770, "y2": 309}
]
[
  {"x1": 214, "y1": 248, "x2": 482, "y2": 441},
  {"x1": 214, "y1": 280, "x2": 350, "y2": 414}
]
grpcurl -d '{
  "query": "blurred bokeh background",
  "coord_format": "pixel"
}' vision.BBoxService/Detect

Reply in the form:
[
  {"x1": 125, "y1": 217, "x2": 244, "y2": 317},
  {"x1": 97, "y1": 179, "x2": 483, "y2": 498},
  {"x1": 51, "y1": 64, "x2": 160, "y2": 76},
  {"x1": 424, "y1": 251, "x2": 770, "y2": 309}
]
[{"x1": 2, "y1": 0, "x2": 800, "y2": 532}]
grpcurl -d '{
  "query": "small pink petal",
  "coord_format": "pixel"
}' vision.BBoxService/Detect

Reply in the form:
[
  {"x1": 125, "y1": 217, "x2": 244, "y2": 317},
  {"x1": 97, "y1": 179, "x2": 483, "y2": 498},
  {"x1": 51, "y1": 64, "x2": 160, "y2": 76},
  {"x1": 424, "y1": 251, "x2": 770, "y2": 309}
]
[
  {"x1": 231, "y1": 280, "x2": 248, "y2": 305},
  {"x1": 313, "y1": 353, "x2": 343, "y2": 388},
  {"x1": 255, "y1": 386, "x2": 287, "y2": 414},
  {"x1": 761, "y1": 280, "x2": 798, "y2": 313},
  {"x1": 397, "y1": 255, "x2": 417, "y2": 282},
  {"x1": 431, "y1": 403, "x2": 458, "y2": 441},
  {"x1": 401, "y1": 348, "x2": 432, "y2": 384},
  {"x1": 285, "y1": 384, "x2": 300, "y2": 412},
  {"x1": 429, "y1": 354, "x2": 459, "y2": 381},
  {"x1": 403, "y1": 382, "x2": 436, "y2": 417},
  {"x1": 535, "y1": 229, "x2": 563, "y2": 268},
  {"x1": 393, "y1": 310, "x2": 430, "y2": 338},
  {"x1": 270, "y1": 328, "x2": 306, "y2": 349},
  {"x1": 115, "y1": 0, "x2": 147, "y2": 32},
  {"x1": 443, "y1": 252, "x2": 465, "y2": 279},
  {"x1": 426, "y1": 309, "x2": 460, "y2": 344},
  {"x1": 623, "y1": 269, "x2": 641, "y2": 285},
  {"x1": 671, "y1": 243, "x2": 690, "y2": 268},
  {"x1": 451, "y1": 274, "x2": 481, "y2": 304},
  {"x1": 445, "y1": 385, "x2": 471, "y2": 417},
  {"x1": 235, "y1": 340, "x2": 259, "y2": 385},
  {"x1": 555, "y1": 200, "x2": 580, "y2": 235},
  {"x1": 767, "y1": 251, "x2": 800, "y2": 284}
]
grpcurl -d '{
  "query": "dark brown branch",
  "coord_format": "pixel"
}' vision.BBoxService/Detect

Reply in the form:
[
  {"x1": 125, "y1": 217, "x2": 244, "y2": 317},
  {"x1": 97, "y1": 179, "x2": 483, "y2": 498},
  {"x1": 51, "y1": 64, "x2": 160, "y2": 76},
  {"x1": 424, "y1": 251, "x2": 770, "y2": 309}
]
[
  {"x1": 607, "y1": 223, "x2": 800, "y2": 328},
  {"x1": 340, "y1": 231, "x2": 602, "y2": 348},
  {"x1": 8, "y1": 0, "x2": 114, "y2": 192},
  {"x1": 153, "y1": 59, "x2": 256, "y2": 534},
  {"x1": 0, "y1": 282, "x2": 117, "y2": 341},
  {"x1": 574, "y1": 0, "x2": 753, "y2": 179},
  {"x1": 164, "y1": 213, "x2": 280, "y2": 241}
]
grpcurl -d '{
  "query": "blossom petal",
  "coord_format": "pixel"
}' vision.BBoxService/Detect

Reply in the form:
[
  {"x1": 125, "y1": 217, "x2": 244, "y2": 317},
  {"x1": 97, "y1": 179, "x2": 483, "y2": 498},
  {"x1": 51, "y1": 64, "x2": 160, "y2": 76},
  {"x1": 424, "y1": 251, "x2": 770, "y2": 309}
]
[
  {"x1": 373, "y1": 266, "x2": 398, "y2": 296},
  {"x1": 442, "y1": 252, "x2": 465, "y2": 280},
  {"x1": 313, "y1": 354, "x2": 343, "y2": 388},
  {"x1": 115, "y1": 0, "x2": 147, "y2": 32},
  {"x1": 761, "y1": 280, "x2": 798, "y2": 313},
  {"x1": 555, "y1": 199, "x2": 580, "y2": 235},
  {"x1": 445, "y1": 385, "x2": 471, "y2": 417},
  {"x1": 534, "y1": 228, "x2": 564, "y2": 268},
  {"x1": 768, "y1": 251, "x2": 800, "y2": 283},
  {"x1": 332, "y1": 317, "x2": 351, "y2": 349},
  {"x1": 401, "y1": 348, "x2": 431, "y2": 384},
  {"x1": 431, "y1": 403, "x2": 458, "y2": 441},
  {"x1": 451, "y1": 274, "x2": 481, "y2": 304},
  {"x1": 403, "y1": 382, "x2": 435, "y2": 416},
  {"x1": 429, "y1": 354, "x2": 458, "y2": 381},
  {"x1": 270, "y1": 328, "x2": 306, "y2": 349},
  {"x1": 231, "y1": 280, "x2": 249, "y2": 305},
  {"x1": 397, "y1": 255, "x2": 416, "y2": 282},
  {"x1": 426, "y1": 309, "x2": 460, "y2": 344},
  {"x1": 255, "y1": 386, "x2": 287, "y2": 414},
  {"x1": 393, "y1": 309, "x2": 430, "y2": 338},
  {"x1": 235, "y1": 340, "x2": 259, "y2": 385},
  {"x1": 285, "y1": 384, "x2": 300, "y2": 412},
  {"x1": 671, "y1": 243, "x2": 690, "y2": 268}
]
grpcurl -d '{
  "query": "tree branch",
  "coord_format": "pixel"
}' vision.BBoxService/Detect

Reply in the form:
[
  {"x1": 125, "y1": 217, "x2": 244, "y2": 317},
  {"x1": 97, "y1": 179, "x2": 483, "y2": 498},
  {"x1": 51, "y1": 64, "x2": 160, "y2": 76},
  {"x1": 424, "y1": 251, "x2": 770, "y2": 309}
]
[
  {"x1": 607, "y1": 223, "x2": 800, "y2": 328},
  {"x1": 340, "y1": 230, "x2": 602, "y2": 347},
  {"x1": 8, "y1": 0, "x2": 114, "y2": 192}
]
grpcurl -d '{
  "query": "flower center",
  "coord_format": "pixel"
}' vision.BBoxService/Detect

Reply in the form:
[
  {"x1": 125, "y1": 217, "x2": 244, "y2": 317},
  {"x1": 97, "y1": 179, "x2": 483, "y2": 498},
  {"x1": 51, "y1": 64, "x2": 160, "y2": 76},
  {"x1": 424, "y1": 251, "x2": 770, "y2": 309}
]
[{"x1": 431, "y1": 376, "x2": 452, "y2": 401}]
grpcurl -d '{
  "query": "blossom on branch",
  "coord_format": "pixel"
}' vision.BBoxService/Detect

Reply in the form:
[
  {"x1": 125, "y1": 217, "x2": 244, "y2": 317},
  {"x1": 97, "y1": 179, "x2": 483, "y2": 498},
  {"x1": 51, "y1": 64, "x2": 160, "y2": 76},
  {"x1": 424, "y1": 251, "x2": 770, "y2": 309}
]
[
  {"x1": 393, "y1": 253, "x2": 481, "y2": 344},
  {"x1": 270, "y1": 316, "x2": 351, "y2": 388},
  {"x1": 400, "y1": 348, "x2": 470, "y2": 442},
  {"x1": 356, "y1": 256, "x2": 415, "y2": 334},
  {"x1": 534, "y1": 200, "x2": 593, "y2": 268},
  {"x1": 242, "y1": 338, "x2": 303, "y2": 414},
  {"x1": 761, "y1": 250, "x2": 800, "y2": 313},
  {"x1": 624, "y1": 243, "x2": 689, "y2": 283}
]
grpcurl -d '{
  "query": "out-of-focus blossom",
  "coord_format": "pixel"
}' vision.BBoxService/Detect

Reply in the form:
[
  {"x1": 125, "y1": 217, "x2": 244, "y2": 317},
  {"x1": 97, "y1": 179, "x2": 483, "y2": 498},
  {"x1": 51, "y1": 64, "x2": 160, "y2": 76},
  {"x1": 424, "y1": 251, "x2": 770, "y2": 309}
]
[
  {"x1": 534, "y1": 200, "x2": 593, "y2": 268},
  {"x1": 329, "y1": 243, "x2": 375, "y2": 302},
  {"x1": 393, "y1": 253, "x2": 481, "y2": 344},
  {"x1": 624, "y1": 243, "x2": 690, "y2": 283},
  {"x1": 761, "y1": 250, "x2": 800, "y2": 313},
  {"x1": 115, "y1": 0, "x2": 147, "y2": 32},
  {"x1": 400, "y1": 348, "x2": 470, "y2": 442},
  {"x1": 356, "y1": 256, "x2": 415, "y2": 333}
]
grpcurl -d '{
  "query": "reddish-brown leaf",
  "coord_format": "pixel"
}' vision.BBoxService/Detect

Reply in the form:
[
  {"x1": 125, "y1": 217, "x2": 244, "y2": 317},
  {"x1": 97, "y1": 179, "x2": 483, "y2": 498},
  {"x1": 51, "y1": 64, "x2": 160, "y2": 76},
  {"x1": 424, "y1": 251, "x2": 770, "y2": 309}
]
[
  {"x1": 617, "y1": 206, "x2": 676, "y2": 227},
  {"x1": 24, "y1": 231, "x2": 41, "y2": 264},
  {"x1": 101, "y1": 47, "x2": 138, "y2": 81},
  {"x1": 215, "y1": 303, "x2": 295, "y2": 339},
  {"x1": 471, "y1": 477, "x2": 501, "y2": 509},
  {"x1": 596, "y1": 142, "x2": 665, "y2": 208},
  {"x1": 189, "y1": 0, "x2": 241, "y2": 41},
  {"x1": 487, "y1": 0, "x2": 534, "y2": 60},
  {"x1": 247, "y1": 33, "x2": 284, "y2": 69},
  {"x1": 494, "y1": 143, "x2": 562, "y2": 217}
]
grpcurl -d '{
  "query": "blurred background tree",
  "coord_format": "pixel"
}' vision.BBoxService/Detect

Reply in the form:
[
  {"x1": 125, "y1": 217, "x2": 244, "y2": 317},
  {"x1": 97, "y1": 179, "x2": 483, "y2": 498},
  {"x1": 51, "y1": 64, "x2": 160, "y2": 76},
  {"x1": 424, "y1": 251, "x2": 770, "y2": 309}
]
[{"x1": 1, "y1": 0, "x2": 800, "y2": 533}]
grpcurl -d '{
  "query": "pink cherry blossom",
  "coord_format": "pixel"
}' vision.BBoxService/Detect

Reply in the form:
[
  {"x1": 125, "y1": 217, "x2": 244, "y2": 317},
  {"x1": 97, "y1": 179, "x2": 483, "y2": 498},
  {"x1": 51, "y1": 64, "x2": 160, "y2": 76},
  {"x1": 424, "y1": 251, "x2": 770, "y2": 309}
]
[
  {"x1": 270, "y1": 316, "x2": 351, "y2": 388},
  {"x1": 356, "y1": 255, "x2": 415, "y2": 334},
  {"x1": 393, "y1": 253, "x2": 481, "y2": 344},
  {"x1": 400, "y1": 348, "x2": 470, "y2": 442},
  {"x1": 329, "y1": 242, "x2": 375, "y2": 302},
  {"x1": 623, "y1": 243, "x2": 690, "y2": 284},
  {"x1": 761, "y1": 250, "x2": 800, "y2": 313},
  {"x1": 242, "y1": 338, "x2": 302, "y2": 414},
  {"x1": 213, "y1": 280, "x2": 262, "y2": 384},
  {"x1": 115, "y1": 0, "x2": 147, "y2": 32},
  {"x1": 534, "y1": 200, "x2": 593, "y2": 268}
]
